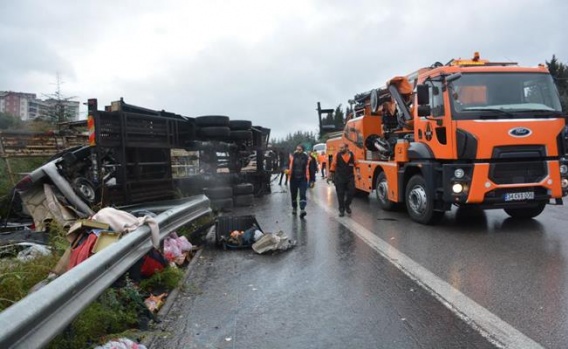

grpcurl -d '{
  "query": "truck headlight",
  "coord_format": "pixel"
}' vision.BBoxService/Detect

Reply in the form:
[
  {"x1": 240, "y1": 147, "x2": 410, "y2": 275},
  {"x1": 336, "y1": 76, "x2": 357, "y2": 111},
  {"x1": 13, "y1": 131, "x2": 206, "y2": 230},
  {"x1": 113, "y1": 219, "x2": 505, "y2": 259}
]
[
  {"x1": 452, "y1": 183, "x2": 464, "y2": 194},
  {"x1": 560, "y1": 164, "x2": 568, "y2": 175}
]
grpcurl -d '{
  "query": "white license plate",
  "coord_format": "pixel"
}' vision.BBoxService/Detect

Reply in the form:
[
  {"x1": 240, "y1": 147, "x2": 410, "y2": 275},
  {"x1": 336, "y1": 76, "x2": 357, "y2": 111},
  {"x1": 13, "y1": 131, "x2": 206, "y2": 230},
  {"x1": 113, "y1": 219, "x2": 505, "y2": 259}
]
[{"x1": 504, "y1": 191, "x2": 535, "y2": 201}]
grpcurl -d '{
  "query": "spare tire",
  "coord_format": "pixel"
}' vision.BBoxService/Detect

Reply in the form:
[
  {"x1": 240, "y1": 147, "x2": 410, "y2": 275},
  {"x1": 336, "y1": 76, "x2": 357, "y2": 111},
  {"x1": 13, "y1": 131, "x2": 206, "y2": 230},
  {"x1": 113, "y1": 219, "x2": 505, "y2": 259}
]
[
  {"x1": 234, "y1": 194, "x2": 254, "y2": 207},
  {"x1": 203, "y1": 186, "x2": 233, "y2": 200},
  {"x1": 370, "y1": 89, "x2": 379, "y2": 114},
  {"x1": 198, "y1": 126, "x2": 231, "y2": 138},
  {"x1": 195, "y1": 115, "x2": 230, "y2": 127},
  {"x1": 229, "y1": 120, "x2": 252, "y2": 130},
  {"x1": 230, "y1": 130, "x2": 253, "y2": 141},
  {"x1": 210, "y1": 198, "x2": 234, "y2": 212},
  {"x1": 233, "y1": 183, "x2": 254, "y2": 195}
]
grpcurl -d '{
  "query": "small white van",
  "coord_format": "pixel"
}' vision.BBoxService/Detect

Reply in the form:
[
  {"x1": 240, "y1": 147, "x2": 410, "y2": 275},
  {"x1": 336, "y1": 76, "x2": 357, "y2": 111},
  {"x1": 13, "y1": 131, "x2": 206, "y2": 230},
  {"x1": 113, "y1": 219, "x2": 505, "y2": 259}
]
[{"x1": 313, "y1": 143, "x2": 326, "y2": 155}]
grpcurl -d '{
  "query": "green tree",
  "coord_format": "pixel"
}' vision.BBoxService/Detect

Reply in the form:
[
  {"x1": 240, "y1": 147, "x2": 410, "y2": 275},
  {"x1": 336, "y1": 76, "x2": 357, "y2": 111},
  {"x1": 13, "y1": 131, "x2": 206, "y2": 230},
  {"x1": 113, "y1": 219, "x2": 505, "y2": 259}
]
[
  {"x1": 334, "y1": 104, "x2": 345, "y2": 129},
  {"x1": 546, "y1": 55, "x2": 568, "y2": 112},
  {"x1": 41, "y1": 73, "x2": 78, "y2": 123},
  {"x1": 272, "y1": 130, "x2": 318, "y2": 154},
  {"x1": 345, "y1": 105, "x2": 353, "y2": 120},
  {"x1": 0, "y1": 112, "x2": 21, "y2": 130}
]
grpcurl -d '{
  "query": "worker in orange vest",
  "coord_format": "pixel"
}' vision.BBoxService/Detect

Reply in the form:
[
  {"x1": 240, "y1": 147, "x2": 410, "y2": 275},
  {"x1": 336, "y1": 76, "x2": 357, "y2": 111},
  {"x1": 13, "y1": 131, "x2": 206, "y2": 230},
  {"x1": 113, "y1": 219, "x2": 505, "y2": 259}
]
[
  {"x1": 288, "y1": 144, "x2": 313, "y2": 218},
  {"x1": 317, "y1": 151, "x2": 327, "y2": 178}
]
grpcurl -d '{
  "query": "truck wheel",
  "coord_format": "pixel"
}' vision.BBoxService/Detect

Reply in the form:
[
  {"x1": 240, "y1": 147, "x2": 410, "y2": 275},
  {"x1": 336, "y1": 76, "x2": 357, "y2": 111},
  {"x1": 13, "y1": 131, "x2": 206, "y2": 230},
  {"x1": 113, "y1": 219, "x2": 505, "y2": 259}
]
[
  {"x1": 375, "y1": 172, "x2": 396, "y2": 211},
  {"x1": 72, "y1": 177, "x2": 98, "y2": 204},
  {"x1": 405, "y1": 174, "x2": 443, "y2": 225},
  {"x1": 504, "y1": 202, "x2": 546, "y2": 219}
]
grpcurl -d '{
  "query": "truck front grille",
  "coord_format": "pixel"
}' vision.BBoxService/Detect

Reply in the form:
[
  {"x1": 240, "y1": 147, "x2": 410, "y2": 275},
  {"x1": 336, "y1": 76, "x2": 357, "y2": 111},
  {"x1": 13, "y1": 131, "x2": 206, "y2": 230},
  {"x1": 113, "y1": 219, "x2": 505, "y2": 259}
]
[{"x1": 489, "y1": 146, "x2": 547, "y2": 185}]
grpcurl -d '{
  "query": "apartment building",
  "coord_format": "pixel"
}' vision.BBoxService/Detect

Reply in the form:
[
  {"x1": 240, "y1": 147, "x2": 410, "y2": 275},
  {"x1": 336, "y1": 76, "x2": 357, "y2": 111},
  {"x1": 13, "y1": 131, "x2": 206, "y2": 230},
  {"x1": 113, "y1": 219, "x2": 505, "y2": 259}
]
[{"x1": 0, "y1": 91, "x2": 80, "y2": 121}]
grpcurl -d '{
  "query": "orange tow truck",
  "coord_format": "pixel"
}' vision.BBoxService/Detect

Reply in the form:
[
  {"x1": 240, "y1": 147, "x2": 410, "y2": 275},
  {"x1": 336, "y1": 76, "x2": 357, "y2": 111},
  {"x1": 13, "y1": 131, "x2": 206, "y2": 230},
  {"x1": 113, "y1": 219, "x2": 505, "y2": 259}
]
[{"x1": 319, "y1": 52, "x2": 568, "y2": 224}]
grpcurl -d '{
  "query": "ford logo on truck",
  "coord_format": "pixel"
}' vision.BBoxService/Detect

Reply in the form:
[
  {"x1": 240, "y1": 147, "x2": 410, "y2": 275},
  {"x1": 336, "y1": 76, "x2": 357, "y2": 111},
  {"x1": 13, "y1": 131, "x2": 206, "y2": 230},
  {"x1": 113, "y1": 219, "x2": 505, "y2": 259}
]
[{"x1": 509, "y1": 127, "x2": 532, "y2": 137}]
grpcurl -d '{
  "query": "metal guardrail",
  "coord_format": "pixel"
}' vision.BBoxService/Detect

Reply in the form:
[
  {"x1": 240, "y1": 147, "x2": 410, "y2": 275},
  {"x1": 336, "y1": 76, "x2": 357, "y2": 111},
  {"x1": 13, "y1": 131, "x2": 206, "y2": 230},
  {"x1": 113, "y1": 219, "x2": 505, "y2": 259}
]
[{"x1": 0, "y1": 194, "x2": 212, "y2": 349}]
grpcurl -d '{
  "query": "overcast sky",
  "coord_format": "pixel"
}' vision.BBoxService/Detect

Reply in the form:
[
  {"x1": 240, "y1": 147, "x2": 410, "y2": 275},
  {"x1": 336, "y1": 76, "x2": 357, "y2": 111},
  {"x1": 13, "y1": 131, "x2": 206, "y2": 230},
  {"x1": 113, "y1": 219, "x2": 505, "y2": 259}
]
[{"x1": 1, "y1": 0, "x2": 567, "y2": 140}]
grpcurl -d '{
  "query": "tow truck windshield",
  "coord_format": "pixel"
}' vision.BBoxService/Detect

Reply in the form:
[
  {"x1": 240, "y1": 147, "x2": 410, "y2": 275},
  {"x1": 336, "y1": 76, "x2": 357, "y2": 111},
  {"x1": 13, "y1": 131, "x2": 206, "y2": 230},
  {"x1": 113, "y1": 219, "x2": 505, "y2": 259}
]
[{"x1": 449, "y1": 72, "x2": 562, "y2": 120}]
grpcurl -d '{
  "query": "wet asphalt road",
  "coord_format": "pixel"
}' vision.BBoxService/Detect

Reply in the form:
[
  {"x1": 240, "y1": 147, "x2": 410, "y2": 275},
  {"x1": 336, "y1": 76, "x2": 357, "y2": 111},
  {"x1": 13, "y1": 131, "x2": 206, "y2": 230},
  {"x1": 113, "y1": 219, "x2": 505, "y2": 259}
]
[{"x1": 151, "y1": 177, "x2": 568, "y2": 349}]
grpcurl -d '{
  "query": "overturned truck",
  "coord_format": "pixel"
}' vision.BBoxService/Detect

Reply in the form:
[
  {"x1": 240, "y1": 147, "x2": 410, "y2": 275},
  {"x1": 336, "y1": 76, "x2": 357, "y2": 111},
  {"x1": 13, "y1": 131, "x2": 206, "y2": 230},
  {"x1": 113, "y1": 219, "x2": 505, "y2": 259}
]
[
  {"x1": 86, "y1": 98, "x2": 272, "y2": 208},
  {"x1": 11, "y1": 98, "x2": 272, "y2": 226}
]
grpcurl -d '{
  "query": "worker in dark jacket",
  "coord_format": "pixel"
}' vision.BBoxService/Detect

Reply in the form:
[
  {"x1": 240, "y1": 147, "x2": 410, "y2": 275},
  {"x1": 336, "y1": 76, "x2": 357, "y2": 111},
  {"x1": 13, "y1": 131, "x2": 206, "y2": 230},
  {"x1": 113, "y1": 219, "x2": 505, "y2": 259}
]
[
  {"x1": 289, "y1": 144, "x2": 312, "y2": 218},
  {"x1": 309, "y1": 150, "x2": 318, "y2": 187},
  {"x1": 329, "y1": 143, "x2": 355, "y2": 217}
]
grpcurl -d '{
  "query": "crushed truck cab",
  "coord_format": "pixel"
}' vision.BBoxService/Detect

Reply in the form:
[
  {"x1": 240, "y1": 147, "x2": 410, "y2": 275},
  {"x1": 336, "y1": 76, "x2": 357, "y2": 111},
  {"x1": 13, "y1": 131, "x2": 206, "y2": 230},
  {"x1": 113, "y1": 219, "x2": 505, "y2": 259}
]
[{"x1": 321, "y1": 52, "x2": 568, "y2": 224}]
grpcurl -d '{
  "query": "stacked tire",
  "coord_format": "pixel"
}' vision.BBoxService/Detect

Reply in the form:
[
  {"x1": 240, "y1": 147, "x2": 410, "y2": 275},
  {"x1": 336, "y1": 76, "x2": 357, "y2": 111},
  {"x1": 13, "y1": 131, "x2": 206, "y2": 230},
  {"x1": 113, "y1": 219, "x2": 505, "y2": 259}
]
[
  {"x1": 196, "y1": 115, "x2": 230, "y2": 140},
  {"x1": 229, "y1": 120, "x2": 253, "y2": 143},
  {"x1": 232, "y1": 183, "x2": 254, "y2": 207},
  {"x1": 195, "y1": 116, "x2": 253, "y2": 143},
  {"x1": 203, "y1": 186, "x2": 233, "y2": 212},
  {"x1": 195, "y1": 115, "x2": 256, "y2": 209}
]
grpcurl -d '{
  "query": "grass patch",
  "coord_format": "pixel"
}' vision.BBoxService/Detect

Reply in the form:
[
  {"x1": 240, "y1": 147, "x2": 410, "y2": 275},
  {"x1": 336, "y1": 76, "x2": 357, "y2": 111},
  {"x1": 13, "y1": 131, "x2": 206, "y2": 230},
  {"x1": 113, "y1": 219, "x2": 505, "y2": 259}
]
[
  {"x1": 139, "y1": 266, "x2": 184, "y2": 293},
  {"x1": 46, "y1": 279, "x2": 149, "y2": 349},
  {"x1": 45, "y1": 267, "x2": 186, "y2": 349},
  {"x1": 0, "y1": 252, "x2": 60, "y2": 312}
]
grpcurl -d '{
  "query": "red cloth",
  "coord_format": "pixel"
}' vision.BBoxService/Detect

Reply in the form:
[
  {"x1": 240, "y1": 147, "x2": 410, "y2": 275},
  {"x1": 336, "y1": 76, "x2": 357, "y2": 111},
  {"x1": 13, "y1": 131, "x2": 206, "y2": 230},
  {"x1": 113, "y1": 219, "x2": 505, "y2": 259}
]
[
  {"x1": 140, "y1": 248, "x2": 168, "y2": 277},
  {"x1": 68, "y1": 233, "x2": 98, "y2": 270}
]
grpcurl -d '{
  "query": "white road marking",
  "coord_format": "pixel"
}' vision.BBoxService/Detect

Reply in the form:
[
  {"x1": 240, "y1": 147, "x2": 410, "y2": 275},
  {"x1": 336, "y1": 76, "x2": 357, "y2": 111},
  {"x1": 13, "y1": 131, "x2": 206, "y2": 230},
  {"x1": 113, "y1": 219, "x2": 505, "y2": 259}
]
[{"x1": 312, "y1": 195, "x2": 543, "y2": 349}]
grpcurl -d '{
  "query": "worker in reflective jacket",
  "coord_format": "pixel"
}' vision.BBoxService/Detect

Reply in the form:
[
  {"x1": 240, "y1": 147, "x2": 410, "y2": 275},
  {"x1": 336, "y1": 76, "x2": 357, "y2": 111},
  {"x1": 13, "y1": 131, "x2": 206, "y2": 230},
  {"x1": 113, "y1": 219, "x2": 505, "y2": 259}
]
[
  {"x1": 289, "y1": 144, "x2": 312, "y2": 218},
  {"x1": 329, "y1": 143, "x2": 355, "y2": 217}
]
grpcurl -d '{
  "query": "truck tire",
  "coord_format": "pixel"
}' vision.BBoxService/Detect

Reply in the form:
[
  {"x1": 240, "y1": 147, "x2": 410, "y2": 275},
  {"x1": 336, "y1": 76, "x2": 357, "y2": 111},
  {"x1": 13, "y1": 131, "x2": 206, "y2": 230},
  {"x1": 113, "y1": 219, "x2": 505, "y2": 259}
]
[
  {"x1": 230, "y1": 130, "x2": 253, "y2": 141},
  {"x1": 233, "y1": 183, "x2": 254, "y2": 195},
  {"x1": 210, "y1": 197, "x2": 233, "y2": 212},
  {"x1": 72, "y1": 177, "x2": 98, "y2": 204},
  {"x1": 195, "y1": 115, "x2": 230, "y2": 127},
  {"x1": 229, "y1": 120, "x2": 252, "y2": 130},
  {"x1": 375, "y1": 172, "x2": 396, "y2": 211},
  {"x1": 203, "y1": 186, "x2": 233, "y2": 200},
  {"x1": 504, "y1": 202, "x2": 546, "y2": 219},
  {"x1": 234, "y1": 193, "x2": 254, "y2": 207},
  {"x1": 198, "y1": 126, "x2": 231, "y2": 138},
  {"x1": 405, "y1": 174, "x2": 443, "y2": 225}
]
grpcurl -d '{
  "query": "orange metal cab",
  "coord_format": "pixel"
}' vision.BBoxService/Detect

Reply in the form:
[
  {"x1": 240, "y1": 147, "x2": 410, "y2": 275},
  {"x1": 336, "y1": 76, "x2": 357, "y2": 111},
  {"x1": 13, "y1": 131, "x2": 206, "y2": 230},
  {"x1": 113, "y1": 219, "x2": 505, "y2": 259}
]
[{"x1": 327, "y1": 53, "x2": 568, "y2": 224}]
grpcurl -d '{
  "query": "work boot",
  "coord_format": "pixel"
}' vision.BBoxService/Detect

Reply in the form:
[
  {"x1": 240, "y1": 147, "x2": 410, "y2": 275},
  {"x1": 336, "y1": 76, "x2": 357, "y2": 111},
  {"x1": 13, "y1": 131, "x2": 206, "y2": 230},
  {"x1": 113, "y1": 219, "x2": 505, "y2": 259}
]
[
  {"x1": 338, "y1": 210, "x2": 345, "y2": 217},
  {"x1": 300, "y1": 210, "x2": 307, "y2": 219},
  {"x1": 346, "y1": 207, "x2": 352, "y2": 214},
  {"x1": 292, "y1": 208, "x2": 297, "y2": 215}
]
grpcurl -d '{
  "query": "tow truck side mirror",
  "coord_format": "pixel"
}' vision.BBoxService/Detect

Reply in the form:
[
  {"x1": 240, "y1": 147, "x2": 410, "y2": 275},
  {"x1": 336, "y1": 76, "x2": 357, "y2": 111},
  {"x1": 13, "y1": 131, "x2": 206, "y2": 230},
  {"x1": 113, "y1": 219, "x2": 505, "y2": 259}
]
[
  {"x1": 416, "y1": 85, "x2": 429, "y2": 105},
  {"x1": 416, "y1": 85, "x2": 432, "y2": 117}
]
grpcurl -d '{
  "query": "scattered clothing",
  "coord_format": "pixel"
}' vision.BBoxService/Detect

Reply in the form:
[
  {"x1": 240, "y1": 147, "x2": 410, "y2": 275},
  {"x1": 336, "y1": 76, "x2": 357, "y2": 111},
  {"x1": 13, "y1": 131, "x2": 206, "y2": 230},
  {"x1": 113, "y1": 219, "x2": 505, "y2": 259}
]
[
  {"x1": 68, "y1": 233, "x2": 98, "y2": 270},
  {"x1": 252, "y1": 231, "x2": 296, "y2": 254},
  {"x1": 92, "y1": 207, "x2": 160, "y2": 249}
]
